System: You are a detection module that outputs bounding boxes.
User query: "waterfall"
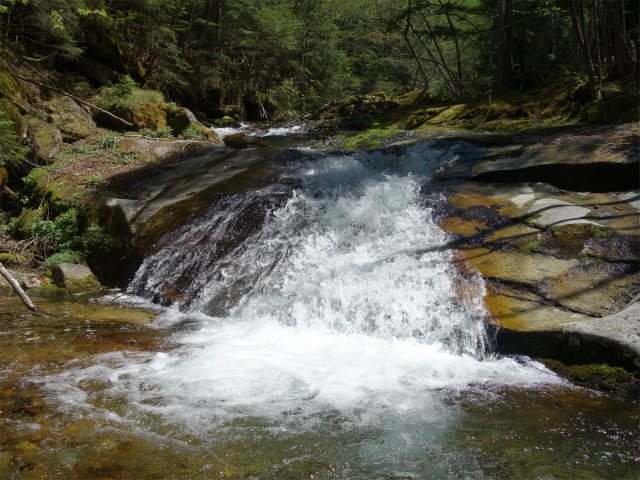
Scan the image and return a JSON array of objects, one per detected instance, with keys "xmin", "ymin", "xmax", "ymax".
[{"xmin": 130, "ymin": 141, "xmax": 488, "ymax": 357}]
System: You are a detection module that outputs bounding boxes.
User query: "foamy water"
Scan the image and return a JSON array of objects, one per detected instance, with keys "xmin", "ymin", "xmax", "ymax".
[{"xmin": 38, "ymin": 141, "xmax": 567, "ymax": 471}]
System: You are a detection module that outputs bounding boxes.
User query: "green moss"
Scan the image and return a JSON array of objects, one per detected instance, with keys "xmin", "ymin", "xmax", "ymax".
[
  {"xmin": 522, "ymin": 214, "xmax": 542, "ymax": 227},
  {"xmin": 540, "ymin": 359, "xmax": 638, "ymax": 393},
  {"xmin": 518, "ymin": 241, "xmax": 540, "ymax": 254},
  {"xmin": 340, "ymin": 128, "xmax": 406, "ymax": 149},
  {"xmin": 0, "ymin": 253, "xmax": 28, "ymax": 265}
]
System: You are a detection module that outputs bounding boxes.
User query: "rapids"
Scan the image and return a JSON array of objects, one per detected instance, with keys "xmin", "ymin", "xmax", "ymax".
[{"xmin": 1, "ymin": 140, "xmax": 637, "ymax": 479}]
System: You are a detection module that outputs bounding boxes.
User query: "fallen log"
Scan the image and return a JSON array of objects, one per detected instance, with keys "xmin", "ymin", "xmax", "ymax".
[
  {"xmin": 12, "ymin": 72, "xmax": 134, "ymax": 128},
  {"xmin": 0, "ymin": 261, "xmax": 37, "ymax": 311}
]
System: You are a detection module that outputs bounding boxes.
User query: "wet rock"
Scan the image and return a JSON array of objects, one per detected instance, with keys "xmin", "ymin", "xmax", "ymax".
[
  {"xmin": 51, "ymin": 263, "xmax": 99, "ymax": 292},
  {"xmin": 223, "ymin": 132, "xmax": 248, "ymax": 149},
  {"xmin": 25, "ymin": 117, "xmax": 62, "ymax": 164},
  {"xmin": 45, "ymin": 97, "xmax": 96, "ymax": 140}
]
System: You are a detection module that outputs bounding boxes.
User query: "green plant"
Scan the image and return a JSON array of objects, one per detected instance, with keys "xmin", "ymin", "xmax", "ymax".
[
  {"xmin": 179, "ymin": 123, "xmax": 206, "ymax": 140},
  {"xmin": 140, "ymin": 127, "xmax": 173, "ymax": 138},
  {"xmin": 0, "ymin": 109, "xmax": 18, "ymax": 165},
  {"xmin": 84, "ymin": 175, "xmax": 105, "ymax": 188},
  {"xmin": 114, "ymin": 75, "xmax": 136, "ymax": 95},
  {"xmin": 166, "ymin": 102, "xmax": 178, "ymax": 113},
  {"xmin": 100, "ymin": 134, "xmax": 118, "ymax": 150},
  {"xmin": 43, "ymin": 250, "xmax": 81, "ymax": 269}
]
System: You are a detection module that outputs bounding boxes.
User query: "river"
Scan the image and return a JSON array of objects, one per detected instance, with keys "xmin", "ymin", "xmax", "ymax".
[{"xmin": 0, "ymin": 131, "xmax": 637, "ymax": 479}]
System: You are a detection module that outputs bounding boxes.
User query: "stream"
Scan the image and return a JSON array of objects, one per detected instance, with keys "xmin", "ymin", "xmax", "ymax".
[{"xmin": 0, "ymin": 130, "xmax": 638, "ymax": 479}]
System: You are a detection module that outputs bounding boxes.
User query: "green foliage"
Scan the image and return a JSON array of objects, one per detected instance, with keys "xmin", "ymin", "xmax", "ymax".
[
  {"xmin": 100, "ymin": 134, "xmax": 118, "ymax": 150},
  {"xmin": 140, "ymin": 126, "xmax": 173, "ymax": 138},
  {"xmin": 0, "ymin": 107, "xmax": 17, "ymax": 165},
  {"xmin": 42, "ymin": 250, "xmax": 80, "ymax": 269},
  {"xmin": 84, "ymin": 175, "xmax": 104, "ymax": 188},
  {"xmin": 113, "ymin": 75, "xmax": 136, "ymax": 95},
  {"xmin": 26, "ymin": 208, "xmax": 105, "ymax": 255},
  {"xmin": 178, "ymin": 124, "xmax": 205, "ymax": 140}
]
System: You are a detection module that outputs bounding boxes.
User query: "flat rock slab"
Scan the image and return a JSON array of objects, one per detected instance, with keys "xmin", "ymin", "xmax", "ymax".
[
  {"xmin": 528, "ymin": 198, "xmax": 601, "ymax": 228},
  {"xmin": 559, "ymin": 300, "xmax": 640, "ymax": 358}
]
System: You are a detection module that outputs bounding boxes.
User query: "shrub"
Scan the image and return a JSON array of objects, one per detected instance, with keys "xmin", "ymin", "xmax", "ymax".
[
  {"xmin": 179, "ymin": 123, "xmax": 206, "ymax": 140},
  {"xmin": 43, "ymin": 250, "xmax": 81, "ymax": 269}
]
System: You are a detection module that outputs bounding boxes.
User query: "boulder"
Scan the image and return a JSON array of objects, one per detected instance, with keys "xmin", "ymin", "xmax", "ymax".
[
  {"xmin": 51, "ymin": 263, "xmax": 100, "ymax": 291},
  {"xmin": 71, "ymin": 56, "xmax": 119, "ymax": 86},
  {"xmin": 0, "ymin": 98, "xmax": 24, "ymax": 135},
  {"xmin": 130, "ymin": 102, "xmax": 168, "ymax": 131},
  {"xmin": 26, "ymin": 117, "xmax": 62, "ymax": 164},
  {"xmin": 45, "ymin": 97, "xmax": 96, "ymax": 140},
  {"xmin": 223, "ymin": 132, "xmax": 248, "ymax": 149}
]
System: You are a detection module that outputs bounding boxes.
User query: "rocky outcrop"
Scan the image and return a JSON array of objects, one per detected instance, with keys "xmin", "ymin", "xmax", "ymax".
[
  {"xmin": 25, "ymin": 117, "xmax": 62, "ymax": 164},
  {"xmin": 431, "ymin": 129, "xmax": 640, "ymax": 371},
  {"xmin": 45, "ymin": 97, "xmax": 96, "ymax": 140}
]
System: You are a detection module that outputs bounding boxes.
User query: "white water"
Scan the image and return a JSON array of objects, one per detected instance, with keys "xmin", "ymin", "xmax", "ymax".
[
  {"xmin": 211, "ymin": 122, "xmax": 305, "ymax": 139},
  {"xmin": 40, "ymin": 141, "xmax": 565, "ymax": 471}
]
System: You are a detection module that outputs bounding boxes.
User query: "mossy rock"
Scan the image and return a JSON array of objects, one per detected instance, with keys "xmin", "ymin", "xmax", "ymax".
[
  {"xmin": 540, "ymin": 359, "xmax": 638, "ymax": 393},
  {"xmin": 131, "ymin": 102, "xmax": 168, "ymax": 131},
  {"xmin": 166, "ymin": 106, "xmax": 195, "ymax": 135},
  {"xmin": 94, "ymin": 88, "xmax": 164, "ymax": 129},
  {"xmin": 0, "ymin": 58, "xmax": 27, "ymax": 112},
  {"xmin": 25, "ymin": 117, "xmax": 62, "ymax": 164},
  {"xmin": 0, "ymin": 253, "xmax": 28, "ymax": 265},
  {"xmin": 45, "ymin": 97, "xmax": 96, "ymax": 139},
  {"xmin": 579, "ymin": 91, "xmax": 640, "ymax": 124},
  {"xmin": 223, "ymin": 132, "xmax": 248, "ymax": 149},
  {"xmin": 0, "ymin": 98, "xmax": 24, "ymax": 135},
  {"xmin": 51, "ymin": 263, "xmax": 100, "ymax": 293},
  {"xmin": 392, "ymin": 88, "xmax": 430, "ymax": 105}
]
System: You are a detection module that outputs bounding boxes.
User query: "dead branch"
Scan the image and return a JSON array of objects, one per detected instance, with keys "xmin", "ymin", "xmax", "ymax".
[
  {"xmin": 0, "ymin": 261, "xmax": 37, "ymax": 311},
  {"xmin": 12, "ymin": 72, "xmax": 134, "ymax": 128}
]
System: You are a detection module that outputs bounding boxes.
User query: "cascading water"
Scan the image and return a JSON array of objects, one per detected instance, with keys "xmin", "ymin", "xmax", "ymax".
[{"xmin": 31, "ymin": 141, "xmax": 637, "ymax": 478}]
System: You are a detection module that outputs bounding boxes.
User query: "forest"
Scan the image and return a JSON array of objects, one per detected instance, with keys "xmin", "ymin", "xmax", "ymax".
[{"xmin": 0, "ymin": 0, "xmax": 638, "ymax": 119}]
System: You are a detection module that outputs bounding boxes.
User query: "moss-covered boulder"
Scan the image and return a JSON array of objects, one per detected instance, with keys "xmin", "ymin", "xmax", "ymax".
[
  {"xmin": 0, "ymin": 98, "xmax": 24, "ymax": 136},
  {"xmin": 0, "ymin": 58, "xmax": 27, "ymax": 113},
  {"xmin": 0, "ymin": 253, "xmax": 28, "ymax": 266},
  {"xmin": 223, "ymin": 132, "xmax": 248, "ymax": 149},
  {"xmin": 26, "ymin": 117, "xmax": 62, "ymax": 164},
  {"xmin": 45, "ymin": 97, "xmax": 96, "ymax": 140},
  {"xmin": 51, "ymin": 263, "xmax": 100, "ymax": 293},
  {"xmin": 131, "ymin": 102, "xmax": 168, "ymax": 131}
]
